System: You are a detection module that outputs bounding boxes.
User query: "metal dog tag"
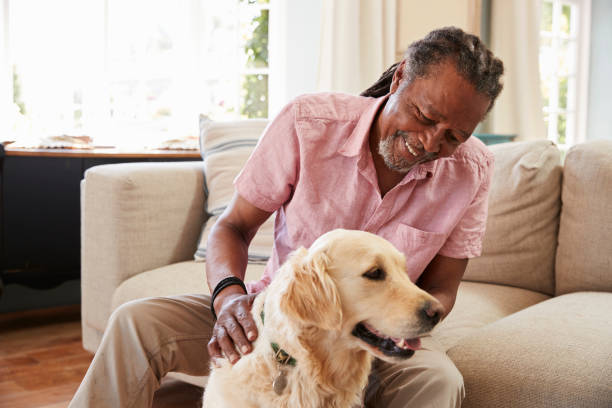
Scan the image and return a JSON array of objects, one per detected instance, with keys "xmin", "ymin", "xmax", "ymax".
[{"xmin": 273, "ymin": 370, "xmax": 288, "ymax": 395}]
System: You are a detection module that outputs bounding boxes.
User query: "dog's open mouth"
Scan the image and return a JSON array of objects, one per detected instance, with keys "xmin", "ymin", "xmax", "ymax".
[{"xmin": 352, "ymin": 322, "xmax": 421, "ymax": 359}]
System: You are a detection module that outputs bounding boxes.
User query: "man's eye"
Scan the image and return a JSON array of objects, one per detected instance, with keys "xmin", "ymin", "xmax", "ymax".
[
  {"xmin": 415, "ymin": 107, "xmax": 435, "ymax": 125},
  {"xmin": 445, "ymin": 130, "xmax": 460, "ymax": 144}
]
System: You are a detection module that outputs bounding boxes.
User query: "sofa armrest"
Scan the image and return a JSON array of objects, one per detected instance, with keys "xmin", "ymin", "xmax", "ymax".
[{"xmin": 81, "ymin": 161, "xmax": 206, "ymax": 343}]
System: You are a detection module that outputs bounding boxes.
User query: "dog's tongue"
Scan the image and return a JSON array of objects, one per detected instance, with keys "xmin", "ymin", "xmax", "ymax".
[{"xmin": 405, "ymin": 338, "xmax": 421, "ymax": 350}]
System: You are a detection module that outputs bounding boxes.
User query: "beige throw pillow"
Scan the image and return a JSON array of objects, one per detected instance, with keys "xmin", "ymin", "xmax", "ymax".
[
  {"xmin": 555, "ymin": 140, "xmax": 612, "ymax": 294},
  {"xmin": 194, "ymin": 117, "xmax": 274, "ymax": 264},
  {"xmin": 463, "ymin": 140, "xmax": 562, "ymax": 295}
]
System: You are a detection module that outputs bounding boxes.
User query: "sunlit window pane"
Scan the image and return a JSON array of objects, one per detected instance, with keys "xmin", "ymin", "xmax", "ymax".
[
  {"xmin": 538, "ymin": 0, "xmax": 583, "ymax": 146},
  {"xmin": 539, "ymin": 37, "xmax": 554, "ymax": 76},
  {"xmin": 541, "ymin": 1, "xmax": 553, "ymax": 32},
  {"xmin": 561, "ymin": 5, "xmax": 572, "ymax": 35},
  {"xmin": 558, "ymin": 76, "xmax": 568, "ymax": 109},
  {"xmin": 557, "ymin": 114, "xmax": 566, "ymax": 144},
  {"xmin": 243, "ymin": 9, "xmax": 269, "ymax": 69},
  {"xmin": 241, "ymin": 74, "xmax": 268, "ymax": 118},
  {"xmin": 9, "ymin": 0, "xmax": 104, "ymax": 136},
  {"xmin": 4, "ymin": 0, "xmax": 270, "ymax": 146},
  {"xmin": 558, "ymin": 39, "xmax": 576, "ymax": 76}
]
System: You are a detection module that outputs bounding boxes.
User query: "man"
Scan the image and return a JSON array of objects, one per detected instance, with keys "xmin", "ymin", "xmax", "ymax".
[{"xmin": 70, "ymin": 27, "xmax": 503, "ymax": 407}]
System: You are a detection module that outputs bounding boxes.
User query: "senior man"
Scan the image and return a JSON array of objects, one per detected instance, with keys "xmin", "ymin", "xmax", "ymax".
[{"xmin": 70, "ymin": 26, "xmax": 503, "ymax": 408}]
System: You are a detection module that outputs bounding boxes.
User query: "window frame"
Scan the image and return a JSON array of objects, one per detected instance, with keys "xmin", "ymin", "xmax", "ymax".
[{"xmin": 539, "ymin": 0, "xmax": 591, "ymax": 148}]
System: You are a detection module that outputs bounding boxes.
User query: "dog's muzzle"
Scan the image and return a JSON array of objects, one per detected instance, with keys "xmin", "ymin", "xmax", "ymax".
[{"xmin": 351, "ymin": 322, "xmax": 421, "ymax": 359}]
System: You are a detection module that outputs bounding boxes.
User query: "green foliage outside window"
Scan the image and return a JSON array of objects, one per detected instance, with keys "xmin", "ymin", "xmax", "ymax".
[
  {"xmin": 542, "ymin": 3, "xmax": 552, "ymax": 31},
  {"xmin": 242, "ymin": 74, "xmax": 268, "ymax": 119},
  {"xmin": 13, "ymin": 65, "xmax": 26, "ymax": 114},
  {"xmin": 245, "ymin": 9, "xmax": 268, "ymax": 69},
  {"xmin": 557, "ymin": 114, "xmax": 566, "ymax": 144},
  {"xmin": 240, "ymin": 4, "xmax": 268, "ymax": 118},
  {"xmin": 558, "ymin": 77, "xmax": 568, "ymax": 109}
]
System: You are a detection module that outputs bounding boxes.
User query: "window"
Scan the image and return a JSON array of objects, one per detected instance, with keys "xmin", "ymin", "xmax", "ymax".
[
  {"xmin": 539, "ymin": 0, "xmax": 591, "ymax": 148},
  {"xmin": 4, "ymin": 0, "xmax": 270, "ymax": 148},
  {"xmin": 240, "ymin": 0, "xmax": 270, "ymax": 119}
]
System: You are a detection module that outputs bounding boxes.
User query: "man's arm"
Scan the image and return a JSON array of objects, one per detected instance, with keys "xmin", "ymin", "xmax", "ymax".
[
  {"xmin": 206, "ymin": 192, "xmax": 272, "ymax": 364},
  {"xmin": 416, "ymin": 254, "xmax": 468, "ymax": 320},
  {"xmin": 206, "ymin": 192, "xmax": 272, "ymax": 308}
]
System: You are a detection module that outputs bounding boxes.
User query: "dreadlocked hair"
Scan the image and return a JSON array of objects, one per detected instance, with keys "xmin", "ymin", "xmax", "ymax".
[{"xmin": 361, "ymin": 26, "xmax": 504, "ymax": 111}]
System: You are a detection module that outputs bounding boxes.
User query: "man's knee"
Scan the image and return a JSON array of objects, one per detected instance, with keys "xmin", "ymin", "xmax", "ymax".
[
  {"xmin": 427, "ymin": 357, "xmax": 465, "ymax": 400},
  {"xmin": 370, "ymin": 354, "xmax": 465, "ymax": 407},
  {"xmin": 106, "ymin": 297, "xmax": 168, "ymax": 343}
]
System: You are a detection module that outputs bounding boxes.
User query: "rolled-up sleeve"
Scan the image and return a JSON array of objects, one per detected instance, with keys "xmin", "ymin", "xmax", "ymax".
[
  {"xmin": 439, "ymin": 154, "xmax": 495, "ymax": 259},
  {"xmin": 234, "ymin": 101, "xmax": 300, "ymax": 213}
]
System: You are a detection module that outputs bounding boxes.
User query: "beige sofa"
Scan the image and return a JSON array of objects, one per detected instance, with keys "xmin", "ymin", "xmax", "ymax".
[{"xmin": 80, "ymin": 136, "xmax": 612, "ymax": 407}]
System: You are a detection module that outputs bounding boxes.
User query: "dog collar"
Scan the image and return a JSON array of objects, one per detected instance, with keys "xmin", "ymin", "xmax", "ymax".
[{"xmin": 260, "ymin": 309, "xmax": 297, "ymax": 367}]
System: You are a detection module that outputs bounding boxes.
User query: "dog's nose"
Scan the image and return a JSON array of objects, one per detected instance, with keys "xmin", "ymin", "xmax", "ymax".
[{"xmin": 419, "ymin": 300, "xmax": 444, "ymax": 327}]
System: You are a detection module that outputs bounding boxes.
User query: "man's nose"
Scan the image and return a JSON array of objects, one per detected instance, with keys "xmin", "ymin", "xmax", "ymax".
[{"xmin": 420, "ymin": 127, "xmax": 444, "ymax": 153}]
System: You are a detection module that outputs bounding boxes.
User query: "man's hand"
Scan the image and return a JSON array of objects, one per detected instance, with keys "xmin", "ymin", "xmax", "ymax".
[
  {"xmin": 205, "ymin": 193, "xmax": 273, "ymax": 366},
  {"xmin": 417, "ymin": 254, "xmax": 468, "ymax": 320},
  {"xmin": 207, "ymin": 291, "xmax": 258, "ymax": 366}
]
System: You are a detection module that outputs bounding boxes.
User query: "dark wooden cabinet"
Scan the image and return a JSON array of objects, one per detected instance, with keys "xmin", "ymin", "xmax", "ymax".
[{"xmin": 0, "ymin": 145, "xmax": 201, "ymax": 291}]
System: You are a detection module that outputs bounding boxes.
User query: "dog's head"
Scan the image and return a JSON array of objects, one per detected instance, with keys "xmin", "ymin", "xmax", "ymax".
[{"xmin": 279, "ymin": 229, "xmax": 443, "ymax": 363}]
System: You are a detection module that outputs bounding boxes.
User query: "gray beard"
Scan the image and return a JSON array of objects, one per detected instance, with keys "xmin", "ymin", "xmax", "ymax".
[{"xmin": 378, "ymin": 130, "xmax": 438, "ymax": 173}]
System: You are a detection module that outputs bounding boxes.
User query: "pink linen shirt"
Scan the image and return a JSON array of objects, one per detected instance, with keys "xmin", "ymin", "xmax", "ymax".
[{"xmin": 234, "ymin": 93, "xmax": 494, "ymax": 294}]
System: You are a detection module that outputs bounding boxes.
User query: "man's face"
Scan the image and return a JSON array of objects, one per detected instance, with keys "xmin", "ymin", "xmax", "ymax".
[{"xmin": 375, "ymin": 60, "xmax": 491, "ymax": 173}]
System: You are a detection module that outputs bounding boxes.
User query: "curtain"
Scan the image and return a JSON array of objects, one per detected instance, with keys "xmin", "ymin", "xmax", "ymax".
[
  {"xmin": 317, "ymin": 0, "xmax": 396, "ymax": 95},
  {"xmin": 482, "ymin": 0, "xmax": 547, "ymax": 141}
]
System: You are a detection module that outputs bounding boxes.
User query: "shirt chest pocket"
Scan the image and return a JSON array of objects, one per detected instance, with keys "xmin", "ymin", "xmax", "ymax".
[{"xmin": 384, "ymin": 224, "xmax": 447, "ymax": 281}]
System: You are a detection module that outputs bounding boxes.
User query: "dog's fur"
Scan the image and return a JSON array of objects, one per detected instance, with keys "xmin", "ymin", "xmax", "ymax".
[{"xmin": 203, "ymin": 229, "xmax": 442, "ymax": 408}]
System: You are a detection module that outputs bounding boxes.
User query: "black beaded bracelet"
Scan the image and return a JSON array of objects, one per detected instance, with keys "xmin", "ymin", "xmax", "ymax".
[{"xmin": 210, "ymin": 276, "xmax": 247, "ymax": 320}]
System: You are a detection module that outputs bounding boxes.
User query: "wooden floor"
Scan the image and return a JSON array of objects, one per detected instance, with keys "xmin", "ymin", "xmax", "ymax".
[{"xmin": 0, "ymin": 304, "xmax": 203, "ymax": 408}]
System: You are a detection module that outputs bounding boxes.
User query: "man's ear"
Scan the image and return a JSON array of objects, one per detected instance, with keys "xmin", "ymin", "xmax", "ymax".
[
  {"xmin": 280, "ymin": 249, "xmax": 342, "ymax": 331},
  {"xmin": 390, "ymin": 59, "xmax": 407, "ymax": 94}
]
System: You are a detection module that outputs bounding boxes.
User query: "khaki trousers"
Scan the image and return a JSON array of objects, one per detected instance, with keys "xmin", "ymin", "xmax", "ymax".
[{"xmin": 70, "ymin": 295, "xmax": 464, "ymax": 408}]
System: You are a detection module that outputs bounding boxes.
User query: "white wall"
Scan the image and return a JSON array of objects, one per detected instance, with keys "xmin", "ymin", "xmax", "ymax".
[
  {"xmin": 396, "ymin": 0, "xmax": 479, "ymax": 59},
  {"xmin": 586, "ymin": 0, "xmax": 612, "ymax": 140}
]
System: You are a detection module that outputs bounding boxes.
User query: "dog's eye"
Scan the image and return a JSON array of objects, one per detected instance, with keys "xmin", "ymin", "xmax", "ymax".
[{"xmin": 363, "ymin": 268, "xmax": 386, "ymax": 281}]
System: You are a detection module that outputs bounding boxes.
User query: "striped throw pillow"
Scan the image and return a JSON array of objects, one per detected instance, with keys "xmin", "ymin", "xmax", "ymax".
[{"xmin": 194, "ymin": 116, "xmax": 274, "ymax": 264}]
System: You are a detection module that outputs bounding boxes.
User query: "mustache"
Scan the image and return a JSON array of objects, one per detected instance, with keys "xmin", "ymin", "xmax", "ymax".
[{"xmin": 393, "ymin": 130, "xmax": 439, "ymax": 162}]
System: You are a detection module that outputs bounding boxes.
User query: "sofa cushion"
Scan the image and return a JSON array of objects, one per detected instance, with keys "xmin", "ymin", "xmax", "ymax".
[
  {"xmin": 556, "ymin": 140, "xmax": 612, "ymax": 295},
  {"xmin": 433, "ymin": 281, "xmax": 550, "ymax": 350},
  {"xmin": 194, "ymin": 117, "xmax": 273, "ymax": 264},
  {"xmin": 111, "ymin": 261, "xmax": 267, "ymax": 310},
  {"xmin": 447, "ymin": 292, "xmax": 612, "ymax": 408},
  {"xmin": 463, "ymin": 140, "xmax": 562, "ymax": 295}
]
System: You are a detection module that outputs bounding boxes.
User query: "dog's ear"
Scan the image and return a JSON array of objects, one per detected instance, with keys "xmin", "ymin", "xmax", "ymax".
[{"xmin": 280, "ymin": 248, "xmax": 342, "ymax": 330}]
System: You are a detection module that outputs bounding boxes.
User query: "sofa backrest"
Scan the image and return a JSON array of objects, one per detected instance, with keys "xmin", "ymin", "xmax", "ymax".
[
  {"xmin": 555, "ymin": 140, "xmax": 612, "ymax": 295},
  {"xmin": 463, "ymin": 140, "xmax": 562, "ymax": 295}
]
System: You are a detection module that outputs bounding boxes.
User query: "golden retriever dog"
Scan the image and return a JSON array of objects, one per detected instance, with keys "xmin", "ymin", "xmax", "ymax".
[{"xmin": 203, "ymin": 229, "xmax": 443, "ymax": 408}]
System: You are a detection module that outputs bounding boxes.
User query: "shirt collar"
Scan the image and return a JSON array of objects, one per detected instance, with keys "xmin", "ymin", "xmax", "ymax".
[{"xmin": 338, "ymin": 95, "xmax": 388, "ymax": 158}]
